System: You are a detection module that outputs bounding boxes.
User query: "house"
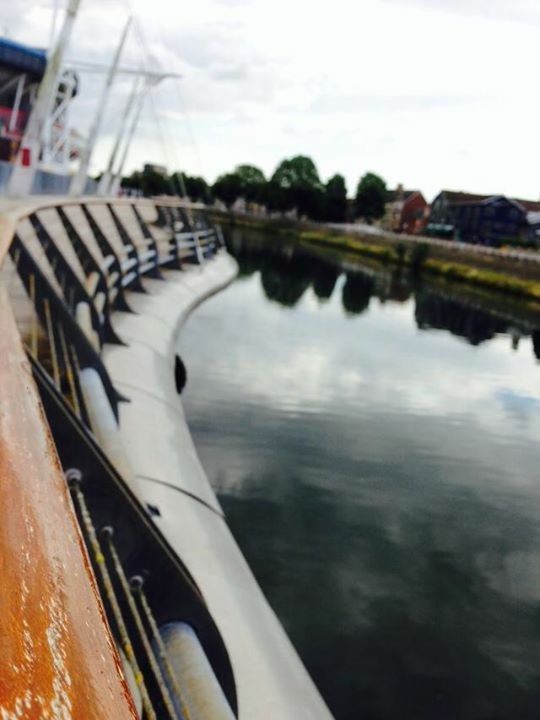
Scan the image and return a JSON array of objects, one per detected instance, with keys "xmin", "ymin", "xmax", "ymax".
[
  {"xmin": 513, "ymin": 198, "xmax": 540, "ymax": 246},
  {"xmin": 383, "ymin": 185, "xmax": 428, "ymax": 234},
  {"xmin": 427, "ymin": 190, "xmax": 532, "ymax": 246}
]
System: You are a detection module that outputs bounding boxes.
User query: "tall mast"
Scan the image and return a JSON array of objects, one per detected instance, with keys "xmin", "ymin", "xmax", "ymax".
[
  {"xmin": 7, "ymin": 0, "xmax": 83, "ymax": 197},
  {"xmin": 70, "ymin": 16, "xmax": 132, "ymax": 196},
  {"xmin": 110, "ymin": 77, "xmax": 150, "ymax": 196},
  {"xmin": 50, "ymin": 0, "xmax": 60, "ymax": 48},
  {"xmin": 97, "ymin": 74, "xmax": 141, "ymax": 196}
]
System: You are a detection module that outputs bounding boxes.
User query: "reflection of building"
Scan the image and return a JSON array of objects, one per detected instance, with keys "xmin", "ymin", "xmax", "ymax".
[
  {"xmin": 383, "ymin": 185, "xmax": 428, "ymax": 234},
  {"xmin": 415, "ymin": 290, "xmax": 508, "ymax": 345},
  {"xmin": 427, "ymin": 190, "xmax": 540, "ymax": 246}
]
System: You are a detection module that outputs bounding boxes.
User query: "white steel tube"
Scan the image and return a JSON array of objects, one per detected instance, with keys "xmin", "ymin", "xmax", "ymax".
[
  {"xmin": 98, "ymin": 74, "xmax": 141, "ymax": 196},
  {"xmin": 71, "ymin": 16, "xmax": 132, "ymax": 196},
  {"xmin": 50, "ymin": 0, "xmax": 60, "ymax": 48},
  {"xmin": 110, "ymin": 78, "xmax": 149, "ymax": 196},
  {"xmin": 8, "ymin": 74, "xmax": 25, "ymax": 133}
]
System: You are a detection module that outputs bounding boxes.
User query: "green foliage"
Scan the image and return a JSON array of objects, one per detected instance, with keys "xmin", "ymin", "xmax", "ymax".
[
  {"xmin": 217, "ymin": 212, "xmax": 540, "ymax": 303},
  {"xmin": 299, "ymin": 230, "xmax": 396, "ymax": 262},
  {"xmin": 271, "ymin": 155, "xmax": 325, "ymax": 219},
  {"xmin": 234, "ymin": 164, "xmax": 266, "ymax": 204},
  {"xmin": 138, "ymin": 166, "xmax": 172, "ymax": 196},
  {"xmin": 121, "ymin": 170, "xmax": 142, "ymax": 192},
  {"xmin": 212, "ymin": 172, "xmax": 244, "ymax": 208},
  {"xmin": 182, "ymin": 174, "xmax": 212, "ymax": 203},
  {"xmin": 122, "ymin": 167, "xmax": 171, "ymax": 196},
  {"xmin": 266, "ymin": 180, "xmax": 295, "ymax": 213},
  {"xmin": 355, "ymin": 172, "xmax": 387, "ymax": 222},
  {"xmin": 410, "ymin": 243, "xmax": 430, "ymax": 274},
  {"xmin": 324, "ymin": 174, "xmax": 348, "ymax": 223},
  {"xmin": 424, "ymin": 259, "xmax": 540, "ymax": 299},
  {"xmin": 271, "ymin": 155, "xmax": 322, "ymax": 189}
]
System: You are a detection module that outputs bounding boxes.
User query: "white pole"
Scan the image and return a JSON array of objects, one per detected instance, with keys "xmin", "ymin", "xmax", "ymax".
[
  {"xmin": 50, "ymin": 0, "xmax": 60, "ymax": 49},
  {"xmin": 8, "ymin": 74, "xmax": 26, "ymax": 133},
  {"xmin": 110, "ymin": 78, "xmax": 149, "ymax": 196},
  {"xmin": 7, "ymin": 0, "xmax": 82, "ymax": 197},
  {"xmin": 70, "ymin": 16, "xmax": 132, "ymax": 196},
  {"xmin": 98, "ymin": 74, "xmax": 140, "ymax": 196}
]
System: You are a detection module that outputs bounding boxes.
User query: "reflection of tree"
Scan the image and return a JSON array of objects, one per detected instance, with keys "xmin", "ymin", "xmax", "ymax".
[
  {"xmin": 342, "ymin": 272, "xmax": 374, "ymax": 315},
  {"xmin": 260, "ymin": 254, "xmax": 314, "ymax": 307},
  {"xmin": 226, "ymin": 228, "xmax": 343, "ymax": 307},
  {"xmin": 415, "ymin": 291, "xmax": 507, "ymax": 345},
  {"xmin": 312, "ymin": 263, "xmax": 339, "ymax": 302},
  {"xmin": 532, "ymin": 331, "xmax": 540, "ymax": 360},
  {"xmin": 388, "ymin": 273, "xmax": 412, "ymax": 303},
  {"xmin": 227, "ymin": 231, "xmax": 266, "ymax": 277}
]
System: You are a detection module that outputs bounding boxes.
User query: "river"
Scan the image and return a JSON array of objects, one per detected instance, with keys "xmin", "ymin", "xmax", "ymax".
[{"xmin": 178, "ymin": 227, "xmax": 540, "ymax": 720}]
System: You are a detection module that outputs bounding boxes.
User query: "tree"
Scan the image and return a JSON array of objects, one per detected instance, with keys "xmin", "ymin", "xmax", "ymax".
[
  {"xmin": 270, "ymin": 155, "xmax": 324, "ymax": 219},
  {"xmin": 212, "ymin": 172, "xmax": 243, "ymax": 208},
  {"xmin": 272, "ymin": 155, "xmax": 321, "ymax": 189},
  {"xmin": 181, "ymin": 174, "xmax": 212, "ymax": 203},
  {"xmin": 324, "ymin": 174, "xmax": 348, "ymax": 222},
  {"xmin": 234, "ymin": 164, "xmax": 266, "ymax": 204},
  {"xmin": 121, "ymin": 170, "xmax": 143, "ymax": 192},
  {"xmin": 140, "ymin": 166, "xmax": 171, "ymax": 196},
  {"xmin": 355, "ymin": 172, "xmax": 387, "ymax": 222}
]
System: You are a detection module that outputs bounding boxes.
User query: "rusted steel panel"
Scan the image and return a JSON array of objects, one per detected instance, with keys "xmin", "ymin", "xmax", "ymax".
[{"xmin": 0, "ymin": 288, "xmax": 138, "ymax": 720}]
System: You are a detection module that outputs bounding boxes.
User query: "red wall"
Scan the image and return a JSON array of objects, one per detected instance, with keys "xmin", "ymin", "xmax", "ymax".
[{"xmin": 401, "ymin": 194, "xmax": 428, "ymax": 234}]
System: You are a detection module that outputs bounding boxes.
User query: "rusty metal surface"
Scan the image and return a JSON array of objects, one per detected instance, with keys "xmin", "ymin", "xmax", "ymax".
[{"xmin": 0, "ymin": 287, "xmax": 137, "ymax": 720}]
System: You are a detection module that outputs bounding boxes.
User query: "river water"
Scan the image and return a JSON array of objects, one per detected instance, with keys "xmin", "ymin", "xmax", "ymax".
[{"xmin": 179, "ymin": 228, "xmax": 540, "ymax": 720}]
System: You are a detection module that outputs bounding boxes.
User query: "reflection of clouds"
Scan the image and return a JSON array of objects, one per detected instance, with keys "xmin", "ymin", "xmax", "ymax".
[
  {"xmin": 181, "ymin": 272, "xmax": 540, "ymax": 503},
  {"xmin": 182, "ymin": 274, "xmax": 540, "ymax": 445},
  {"xmin": 496, "ymin": 388, "xmax": 540, "ymax": 424},
  {"xmin": 180, "ymin": 270, "xmax": 540, "ymax": 717}
]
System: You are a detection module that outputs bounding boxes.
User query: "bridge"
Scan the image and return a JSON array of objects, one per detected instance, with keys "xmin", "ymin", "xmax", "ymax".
[{"xmin": 0, "ymin": 196, "xmax": 333, "ymax": 720}]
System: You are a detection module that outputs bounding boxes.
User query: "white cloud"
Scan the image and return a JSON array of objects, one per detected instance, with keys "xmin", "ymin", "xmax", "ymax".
[{"xmin": 3, "ymin": 0, "xmax": 540, "ymax": 200}]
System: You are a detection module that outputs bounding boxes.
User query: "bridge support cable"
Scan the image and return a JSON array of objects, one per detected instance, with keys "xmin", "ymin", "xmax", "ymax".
[
  {"xmin": 103, "ymin": 530, "xmax": 181, "ymax": 720},
  {"xmin": 131, "ymin": 576, "xmax": 192, "ymax": 720},
  {"xmin": 68, "ymin": 472, "xmax": 158, "ymax": 720},
  {"xmin": 29, "ymin": 273, "xmax": 39, "ymax": 358}
]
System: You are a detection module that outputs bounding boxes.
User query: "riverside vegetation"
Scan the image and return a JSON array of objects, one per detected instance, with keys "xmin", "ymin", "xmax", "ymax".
[
  {"xmin": 214, "ymin": 213, "xmax": 540, "ymax": 303},
  {"xmin": 121, "ymin": 158, "xmax": 540, "ymax": 300}
]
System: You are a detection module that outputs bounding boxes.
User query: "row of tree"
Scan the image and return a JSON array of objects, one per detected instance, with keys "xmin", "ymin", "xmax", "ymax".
[{"xmin": 121, "ymin": 156, "xmax": 388, "ymax": 223}]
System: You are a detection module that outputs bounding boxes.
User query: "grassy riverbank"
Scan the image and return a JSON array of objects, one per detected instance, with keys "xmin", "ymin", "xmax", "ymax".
[
  {"xmin": 299, "ymin": 229, "xmax": 540, "ymax": 301},
  {"xmin": 212, "ymin": 212, "xmax": 540, "ymax": 303}
]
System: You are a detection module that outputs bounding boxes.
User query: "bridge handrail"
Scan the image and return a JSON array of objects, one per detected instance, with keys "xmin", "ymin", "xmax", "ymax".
[
  {"xmin": 0, "ymin": 280, "xmax": 137, "ymax": 718},
  {"xmin": 0, "ymin": 194, "xmax": 213, "ymax": 718}
]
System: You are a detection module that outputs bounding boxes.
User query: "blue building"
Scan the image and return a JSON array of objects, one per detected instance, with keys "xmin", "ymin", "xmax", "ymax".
[{"xmin": 427, "ymin": 190, "xmax": 540, "ymax": 247}]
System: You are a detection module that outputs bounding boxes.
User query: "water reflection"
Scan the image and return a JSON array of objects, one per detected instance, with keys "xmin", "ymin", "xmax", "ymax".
[
  {"xmin": 342, "ymin": 272, "xmax": 377, "ymax": 315},
  {"xmin": 181, "ymin": 227, "xmax": 540, "ymax": 720},
  {"xmin": 415, "ymin": 291, "xmax": 508, "ymax": 346},
  {"xmin": 227, "ymin": 227, "xmax": 540, "ymax": 358},
  {"xmin": 312, "ymin": 261, "xmax": 339, "ymax": 302}
]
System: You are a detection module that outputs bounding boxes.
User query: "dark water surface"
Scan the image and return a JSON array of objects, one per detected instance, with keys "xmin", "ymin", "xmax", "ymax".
[{"xmin": 179, "ymin": 229, "xmax": 540, "ymax": 720}]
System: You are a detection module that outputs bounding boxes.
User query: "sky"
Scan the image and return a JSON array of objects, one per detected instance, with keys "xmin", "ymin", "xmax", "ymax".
[{"xmin": 3, "ymin": 0, "xmax": 540, "ymax": 201}]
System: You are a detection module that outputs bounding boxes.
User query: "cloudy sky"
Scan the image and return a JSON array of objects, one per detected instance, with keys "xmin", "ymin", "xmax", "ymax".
[{"xmin": 4, "ymin": 0, "xmax": 540, "ymax": 200}]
